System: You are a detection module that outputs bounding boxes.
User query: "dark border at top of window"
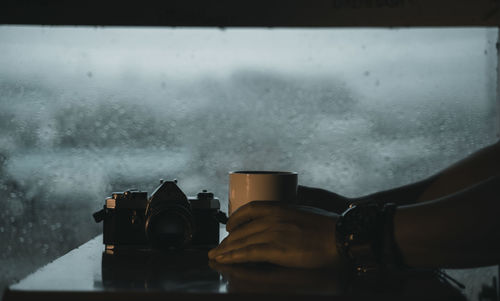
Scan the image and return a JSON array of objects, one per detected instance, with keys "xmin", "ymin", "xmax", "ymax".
[{"xmin": 1, "ymin": 0, "xmax": 500, "ymax": 27}]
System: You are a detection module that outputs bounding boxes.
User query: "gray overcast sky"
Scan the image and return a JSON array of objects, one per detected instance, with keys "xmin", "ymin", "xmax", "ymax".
[{"xmin": 0, "ymin": 26, "xmax": 496, "ymax": 105}]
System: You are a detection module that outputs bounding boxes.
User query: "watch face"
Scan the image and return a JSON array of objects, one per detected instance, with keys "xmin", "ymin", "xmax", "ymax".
[
  {"xmin": 337, "ymin": 204, "xmax": 380, "ymax": 244},
  {"xmin": 336, "ymin": 203, "xmax": 387, "ymax": 271}
]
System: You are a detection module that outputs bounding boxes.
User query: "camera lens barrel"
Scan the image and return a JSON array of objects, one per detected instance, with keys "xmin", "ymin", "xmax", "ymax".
[
  {"xmin": 145, "ymin": 181, "xmax": 195, "ymax": 249},
  {"xmin": 145, "ymin": 203, "xmax": 194, "ymax": 249}
]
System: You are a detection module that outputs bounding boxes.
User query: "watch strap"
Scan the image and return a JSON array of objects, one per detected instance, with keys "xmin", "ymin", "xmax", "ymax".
[
  {"xmin": 381, "ymin": 203, "xmax": 406, "ymax": 269},
  {"xmin": 336, "ymin": 202, "xmax": 406, "ymax": 273}
]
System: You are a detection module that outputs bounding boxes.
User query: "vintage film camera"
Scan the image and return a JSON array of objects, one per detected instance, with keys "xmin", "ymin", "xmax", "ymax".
[{"xmin": 93, "ymin": 180, "xmax": 227, "ymax": 250}]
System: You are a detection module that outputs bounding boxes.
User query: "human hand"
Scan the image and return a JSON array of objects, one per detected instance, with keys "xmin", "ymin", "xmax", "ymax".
[
  {"xmin": 208, "ymin": 201, "xmax": 342, "ymax": 268},
  {"xmin": 298, "ymin": 185, "xmax": 351, "ymax": 214}
]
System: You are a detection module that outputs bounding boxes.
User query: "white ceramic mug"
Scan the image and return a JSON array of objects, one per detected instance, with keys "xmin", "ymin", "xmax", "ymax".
[{"xmin": 228, "ymin": 171, "xmax": 298, "ymax": 215}]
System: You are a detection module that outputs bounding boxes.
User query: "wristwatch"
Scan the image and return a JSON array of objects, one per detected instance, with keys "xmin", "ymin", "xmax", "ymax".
[{"xmin": 336, "ymin": 202, "xmax": 404, "ymax": 273}]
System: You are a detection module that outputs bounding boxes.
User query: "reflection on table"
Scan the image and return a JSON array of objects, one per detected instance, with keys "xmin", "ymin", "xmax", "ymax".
[
  {"xmin": 99, "ymin": 242, "xmax": 466, "ymax": 300},
  {"xmin": 4, "ymin": 235, "xmax": 466, "ymax": 301}
]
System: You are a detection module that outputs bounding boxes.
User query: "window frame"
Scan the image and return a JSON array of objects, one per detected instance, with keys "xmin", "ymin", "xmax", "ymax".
[{"xmin": 0, "ymin": 0, "xmax": 499, "ymax": 27}]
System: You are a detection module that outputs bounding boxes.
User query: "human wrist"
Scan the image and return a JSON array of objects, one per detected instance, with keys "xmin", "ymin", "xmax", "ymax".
[{"xmin": 335, "ymin": 202, "xmax": 406, "ymax": 273}]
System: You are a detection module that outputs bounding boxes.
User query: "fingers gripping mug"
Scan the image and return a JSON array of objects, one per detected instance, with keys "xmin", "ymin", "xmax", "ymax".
[{"xmin": 228, "ymin": 171, "xmax": 298, "ymax": 215}]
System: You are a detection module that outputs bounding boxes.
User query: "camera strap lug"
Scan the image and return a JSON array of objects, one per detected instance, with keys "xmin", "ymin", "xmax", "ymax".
[
  {"xmin": 93, "ymin": 207, "xmax": 107, "ymax": 223},
  {"xmin": 214, "ymin": 211, "xmax": 228, "ymax": 224}
]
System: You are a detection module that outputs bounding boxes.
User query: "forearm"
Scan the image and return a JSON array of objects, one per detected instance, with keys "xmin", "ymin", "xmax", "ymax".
[
  {"xmin": 357, "ymin": 140, "xmax": 500, "ymax": 206},
  {"xmin": 353, "ymin": 175, "xmax": 437, "ymax": 207},
  {"xmin": 394, "ymin": 175, "xmax": 500, "ymax": 268},
  {"xmin": 298, "ymin": 178, "xmax": 437, "ymax": 213},
  {"xmin": 417, "ymin": 140, "xmax": 500, "ymax": 202},
  {"xmin": 300, "ymin": 141, "xmax": 499, "ymax": 212}
]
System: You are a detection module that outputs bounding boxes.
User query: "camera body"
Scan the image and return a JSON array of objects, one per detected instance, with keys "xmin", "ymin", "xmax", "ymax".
[{"xmin": 93, "ymin": 180, "xmax": 224, "ymax": 250}]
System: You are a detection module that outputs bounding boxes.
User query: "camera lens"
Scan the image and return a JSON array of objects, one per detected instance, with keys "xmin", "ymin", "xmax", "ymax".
[
  {"xmin": 144, "ymin": 180, "xmax": 195, "ymax": 249},
  {"xmin": 145, "ymin": 203, "xmax": 194, "ymax": 249}
]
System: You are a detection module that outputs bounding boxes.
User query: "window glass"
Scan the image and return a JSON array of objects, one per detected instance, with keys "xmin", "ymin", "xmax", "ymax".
[{"xmin": 0, "ymin": 26, "xmax": 497, "ymax": 290}]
